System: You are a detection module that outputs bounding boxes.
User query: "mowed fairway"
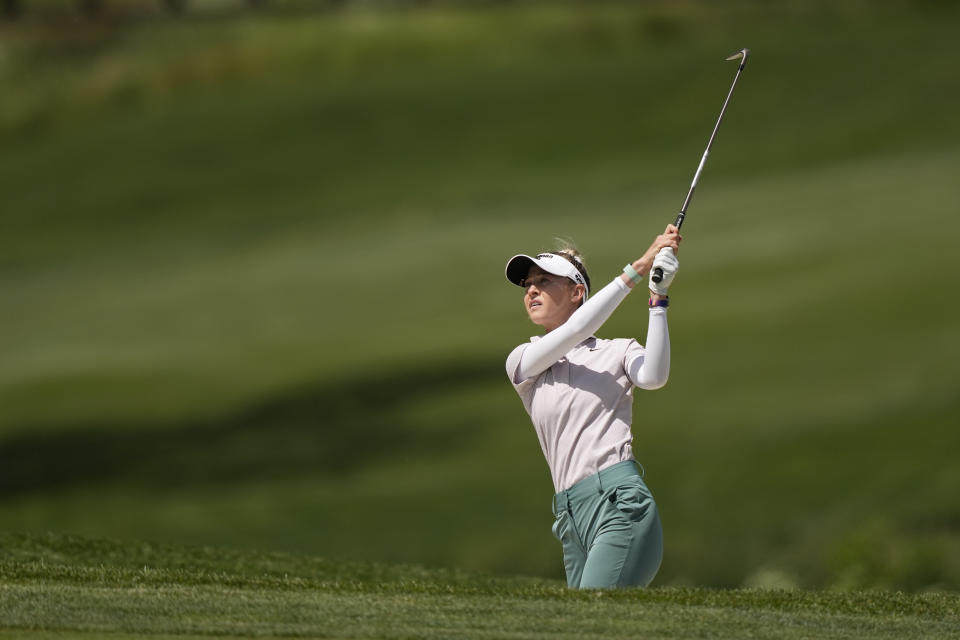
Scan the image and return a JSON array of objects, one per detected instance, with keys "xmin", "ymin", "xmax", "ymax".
[
  {"xmin": 2, "ymin": 534, "xmax": 959, "ymax": 639},
  {"xmin": 1, "ymin": 0, "xmax": 959, "ymax": 604}
]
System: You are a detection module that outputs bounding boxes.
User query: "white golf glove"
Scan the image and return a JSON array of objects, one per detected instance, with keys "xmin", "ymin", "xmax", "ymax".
[{"xmin": 648, "ymin": 247, "xmax": 679, "ymax": 296}]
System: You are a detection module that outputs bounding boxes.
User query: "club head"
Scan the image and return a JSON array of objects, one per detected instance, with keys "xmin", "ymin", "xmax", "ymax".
[{"xmin": 725, "ymin": 48, "xmax": 750, "ymax": 69}]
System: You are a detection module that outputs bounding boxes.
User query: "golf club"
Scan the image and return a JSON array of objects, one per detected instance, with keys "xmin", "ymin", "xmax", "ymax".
[{"xmin": 651, "ymin": 47, "xmax": 750, "ymax": 283}]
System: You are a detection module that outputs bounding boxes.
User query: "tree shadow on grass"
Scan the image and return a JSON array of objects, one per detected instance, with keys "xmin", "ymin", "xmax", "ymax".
[{"xmin": 0, "ymin": 359, "xmax": 504, "ymax": 496}]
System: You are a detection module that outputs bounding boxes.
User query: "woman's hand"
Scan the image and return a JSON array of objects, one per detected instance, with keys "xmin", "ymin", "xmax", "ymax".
[
  {"xmin": 648, "ymin": 247, "xmax": 679, "ymax": 296},
  {"xmin": 641, "ymin": 224, "xmax": 681, "ymax": 270},
  {"xmin": 620, "ymin": 225, "xmax": 682, "ymax": 290},
  {"xmin": 645, "ymin": 224, "xmax": 681, "ymax": 296}
]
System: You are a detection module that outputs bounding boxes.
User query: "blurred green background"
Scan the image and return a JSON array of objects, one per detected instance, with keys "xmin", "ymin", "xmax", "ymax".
[{"xmin": 1, "ymin": 0, "xmax": 958, "ymax": 591}]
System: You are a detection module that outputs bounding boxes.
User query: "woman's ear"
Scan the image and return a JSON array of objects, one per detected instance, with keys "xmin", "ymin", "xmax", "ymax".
[{"xmin": 571, "ymin": 284, "xmax": 585, "ymax": 306}]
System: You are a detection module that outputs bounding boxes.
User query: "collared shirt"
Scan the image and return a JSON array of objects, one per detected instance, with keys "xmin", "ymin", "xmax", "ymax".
[{"xmin": 506, "ymin": 335, "xmax": 648, "ymax": 493}]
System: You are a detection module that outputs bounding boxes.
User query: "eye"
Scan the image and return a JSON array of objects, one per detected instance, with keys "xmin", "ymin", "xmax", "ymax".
[{"xmin": 522, "ymin": 276, "xmax": 555, "ymax": 290}]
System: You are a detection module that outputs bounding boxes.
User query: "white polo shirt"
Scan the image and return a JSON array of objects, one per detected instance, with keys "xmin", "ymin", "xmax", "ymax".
[{"xmin": 507, "ymin": 335, "xmax": 650, "ymax": 493}]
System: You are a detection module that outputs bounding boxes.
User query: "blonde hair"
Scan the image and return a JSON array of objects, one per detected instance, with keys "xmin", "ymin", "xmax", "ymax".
[{"xmin": 552, "ymin": 238, "xmax": 591, "ymax": 295}]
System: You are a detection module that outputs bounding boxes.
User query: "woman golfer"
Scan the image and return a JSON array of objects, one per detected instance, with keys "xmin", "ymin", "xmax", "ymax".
[{"xmin": 504, "ymin": 225, "xmax": 681, "ymax": 589}]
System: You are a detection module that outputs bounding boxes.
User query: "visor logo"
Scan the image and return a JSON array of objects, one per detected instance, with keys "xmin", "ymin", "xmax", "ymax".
[{"xmin": 534, "ymin": 253, "xmax": 585, "ymax": 287}]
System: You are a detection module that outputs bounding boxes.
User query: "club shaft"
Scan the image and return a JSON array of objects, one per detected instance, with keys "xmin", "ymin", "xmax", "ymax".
[
  {"xmin": 652, "ymin": 48, "xmax": 748, "ymax": 283},
  {"xmin": 675, "ymin": 57, "xmax": 746, "ymax": 229}
]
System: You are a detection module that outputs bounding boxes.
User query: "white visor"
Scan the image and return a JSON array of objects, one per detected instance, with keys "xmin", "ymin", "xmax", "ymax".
[{"xmin": 505, "ymin": 252, "xmax": 589, "ymax": 301}]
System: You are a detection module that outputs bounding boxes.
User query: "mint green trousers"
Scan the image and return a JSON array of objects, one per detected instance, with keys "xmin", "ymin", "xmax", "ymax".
[{"xmin": 551, "ymin": 460, "xmax": 663, "ymax": 589}]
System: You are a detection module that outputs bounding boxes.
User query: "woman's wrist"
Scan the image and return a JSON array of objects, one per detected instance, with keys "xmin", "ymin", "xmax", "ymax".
[
  {"xmin": 622, "ymin": 258, "xmax": 653, "ymax": 289},
  {"xmin": 634, "ymin": 257, "xmax": 653, "ymax": 277},
  {"xmin": 621, "ymin": 263, "xmax": 642, "ymax": 288}
]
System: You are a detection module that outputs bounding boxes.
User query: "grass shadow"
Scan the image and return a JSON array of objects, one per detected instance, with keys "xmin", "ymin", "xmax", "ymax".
[{"xmin": 0, "ymin": 359, "xmax": 503, "ymax": 495}]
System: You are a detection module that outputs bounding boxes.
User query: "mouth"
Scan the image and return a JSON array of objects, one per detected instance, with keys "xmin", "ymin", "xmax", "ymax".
[{"xmin": 528, "ymin": 299, "xmax": 542, "ymax": 311}]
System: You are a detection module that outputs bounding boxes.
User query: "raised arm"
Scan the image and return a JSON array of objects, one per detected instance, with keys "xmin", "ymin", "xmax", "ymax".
[
  {"xmin": 627, "ymin": 307, "xmax": 670, "ymax": 390},
  {"xmin": 515, "ymin": 224, "xmax": 682, "ymax": 382},
  {"xmin": 515, "ymin": 277, "xmax": 632, "ymax": 381}
]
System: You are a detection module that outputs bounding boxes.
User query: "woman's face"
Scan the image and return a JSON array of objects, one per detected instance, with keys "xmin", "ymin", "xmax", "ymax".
[{"xmin": 522, "ymin": 266, "xmax": 583, "ymax": 332}]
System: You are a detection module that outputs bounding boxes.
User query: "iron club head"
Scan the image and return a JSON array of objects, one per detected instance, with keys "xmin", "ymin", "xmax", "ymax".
[{"xmin": 725, "ymin": 48, "xmax": 750, "ymax": 69}]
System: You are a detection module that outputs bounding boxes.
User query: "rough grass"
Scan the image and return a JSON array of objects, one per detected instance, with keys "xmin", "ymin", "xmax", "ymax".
[{"xmin": 2, "ymin": 534, "xmax": 958, "ymax": 639}]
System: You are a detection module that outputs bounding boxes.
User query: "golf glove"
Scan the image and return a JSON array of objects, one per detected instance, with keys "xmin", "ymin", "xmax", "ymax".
[{"xmin": 648, "ymin": 247, "xmax": 679, "ymax": 296}]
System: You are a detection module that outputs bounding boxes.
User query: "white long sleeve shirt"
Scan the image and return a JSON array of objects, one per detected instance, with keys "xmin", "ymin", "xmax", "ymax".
[{"xmin": 505, "ymin": 277, "xmax": 670, "ymax": 492}]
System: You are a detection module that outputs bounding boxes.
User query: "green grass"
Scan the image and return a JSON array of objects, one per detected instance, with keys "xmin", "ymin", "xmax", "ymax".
[
  {"xmin": 2, "ymin": 534, "xmax": 959, "ymax": 639},
  {"xmin": 1, "ymin": 0, "xmax": 959, "ymax": 594}
]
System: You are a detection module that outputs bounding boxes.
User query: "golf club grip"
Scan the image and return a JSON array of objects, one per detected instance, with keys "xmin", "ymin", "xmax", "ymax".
[{"xmin": 651, "ymin": 212, "xmax": 685, "ymax": 283}]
